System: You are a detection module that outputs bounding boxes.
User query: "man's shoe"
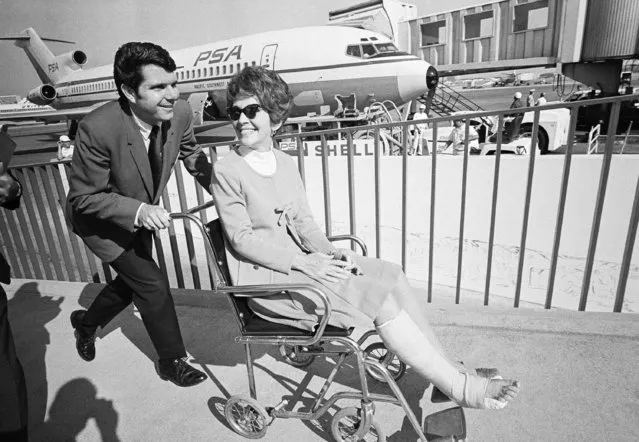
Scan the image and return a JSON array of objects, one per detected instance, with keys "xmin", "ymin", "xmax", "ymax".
[
  {"xmin": 157, "ymin": 357, "xmax": 207, "ymax": 387},
  {"xmin": 70, "ymin": 310, "xmax": 97, "ymax": 362}
]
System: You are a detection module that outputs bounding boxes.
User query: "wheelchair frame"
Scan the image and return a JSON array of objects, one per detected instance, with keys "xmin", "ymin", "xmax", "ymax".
[{"xmin": 171, "ymin": 201, "xmax": 463, "ymax": 441}]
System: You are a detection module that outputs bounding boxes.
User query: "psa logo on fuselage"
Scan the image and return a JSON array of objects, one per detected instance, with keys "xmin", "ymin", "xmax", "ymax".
[{"xmin": 193, "ymin": 45, "xmax": 242, "ymax": 67}]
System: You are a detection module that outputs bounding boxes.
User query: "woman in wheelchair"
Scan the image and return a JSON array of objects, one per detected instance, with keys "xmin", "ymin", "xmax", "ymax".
[{"xmin": 211, "ymin": 66, "xmax": 520, "ymax": 411}]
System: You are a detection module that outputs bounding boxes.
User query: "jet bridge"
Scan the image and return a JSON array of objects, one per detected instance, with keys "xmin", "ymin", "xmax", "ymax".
[{"xmin": 398, "ymin": 0, "xmax": 639, "ymax": 94}]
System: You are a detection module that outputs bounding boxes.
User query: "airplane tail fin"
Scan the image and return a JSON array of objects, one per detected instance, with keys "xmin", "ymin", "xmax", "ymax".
[{"xmin": 0, "ymin": 28, "xmax": 75, "ymax": 84}]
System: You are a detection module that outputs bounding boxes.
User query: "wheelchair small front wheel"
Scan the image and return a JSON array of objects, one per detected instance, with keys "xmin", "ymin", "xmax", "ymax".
[
  {"xmin": 363, "ymin": 343, "xmax": 406, "ymax": 383},
  {"xmin": 279, "ymin": 344, "xmax": 316, "ymax": 368},
  {"xmin": 224, "ymin": 395, "xmax": 270, "ymax": 439},
  {"xmin": 331, "ymin": 406, "xmax": 386, "ymax": 442}
]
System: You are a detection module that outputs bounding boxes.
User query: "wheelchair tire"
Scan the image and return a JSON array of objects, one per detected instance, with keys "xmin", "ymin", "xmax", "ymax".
[
  {"xmin": 363, "ymin": 343, "xmax": 406, "ymax": 383},
  {"xmin": 224, "ymin": 395, "xmax": 270, "ymax": 439},
  {"xmin": 278, "ymin": 344, "xmax": 316, "ymax": 368},
  {"xmin": 331, "ymin": 406, "xmax": 386, "ymax": 442}
]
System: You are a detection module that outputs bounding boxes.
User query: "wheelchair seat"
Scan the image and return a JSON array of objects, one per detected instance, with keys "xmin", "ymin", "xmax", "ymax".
[{"xmin": 205, "ymin": 218, "xmax": 353, "ymax": 338}]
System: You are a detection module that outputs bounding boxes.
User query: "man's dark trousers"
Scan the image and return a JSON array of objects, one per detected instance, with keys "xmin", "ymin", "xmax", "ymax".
[
  {"xmin": 0, "ymin": 283, "xmax": 28, "ymax": 440},
  {"xmin": 82, "ymin": 229, "xmax": 186, "ymax": 360}
]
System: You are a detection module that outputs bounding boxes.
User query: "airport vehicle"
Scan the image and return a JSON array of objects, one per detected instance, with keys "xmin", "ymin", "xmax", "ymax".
[
  {"xmin": 0, "ymin": 27, "xmax": 438, "ymax": 131},
  {"xmin": 425, "ymin": 106, "xmax": 570, "ymax": 155},
  {"xmin": 564, "ymin": 89, "xmax": 639, "ymax": 134}
]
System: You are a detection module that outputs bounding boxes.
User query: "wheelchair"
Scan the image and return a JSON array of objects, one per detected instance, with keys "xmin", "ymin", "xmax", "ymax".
[{"xmin": 171, "ymin": 201, "xmax": 467, "ymax": 441}]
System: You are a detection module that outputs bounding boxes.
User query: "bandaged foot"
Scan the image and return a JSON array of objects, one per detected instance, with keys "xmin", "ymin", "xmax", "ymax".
[
  {"xmin": 450, "ymin": 372, "xmax": 520, "ymax": 409},
  {"xmin": 375, "ymin": 310, "xmax": 520, "ymax": 410},
  {"xmin": 432, "ymin": 364, "xmax": 501, "ymax": 403}
]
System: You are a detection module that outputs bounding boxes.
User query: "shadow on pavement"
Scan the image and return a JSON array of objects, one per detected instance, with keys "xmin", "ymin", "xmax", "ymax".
[
  {"xmin": 39, "ymin": 377, "xmax": 120, "ymax": 441},
  {"xmin": 9, "ymin": 282, "xmax": 62, "ymax": 430}
]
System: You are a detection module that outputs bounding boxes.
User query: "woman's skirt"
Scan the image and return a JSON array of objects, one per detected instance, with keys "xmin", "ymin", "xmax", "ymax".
[{"xmin": 248, "ymin": 255, "xmax": 404, "ymax": 331}]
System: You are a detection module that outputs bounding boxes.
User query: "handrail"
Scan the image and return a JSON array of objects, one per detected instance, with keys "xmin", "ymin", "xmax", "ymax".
[{"xmin": 2, "ymin": 94, "xmax": 637, "ymax": 313}]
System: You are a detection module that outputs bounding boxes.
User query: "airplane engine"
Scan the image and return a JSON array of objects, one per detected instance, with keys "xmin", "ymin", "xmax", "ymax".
[
  {"xmin": 56, "ymin": 50, "xmax": 88, "ymax": 70},
  {"xmin": 426, "ymin": 66, "xmax": 439, "ymax": 90},
  {"xmin": 27, "ymin": 84, "xmax": 57, "ymax": 105}
]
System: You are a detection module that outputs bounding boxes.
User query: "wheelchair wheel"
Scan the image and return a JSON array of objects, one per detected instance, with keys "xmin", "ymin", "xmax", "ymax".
[
  {"xmin": 331, "ymin": 406, "xmax": 386, "ymax": 442},
  {"xmin": 279, "ymin": 344, "xmax": 315, "ymax": 368},
  {"xmin": 363, "ymin": 343, "xmax": 406, "ymax": 383},
  {"xmin": 224, "ymin": 395, "xmax": 270, "ymax": 439}
]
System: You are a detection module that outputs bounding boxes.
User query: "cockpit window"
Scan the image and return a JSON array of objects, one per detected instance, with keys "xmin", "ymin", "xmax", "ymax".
[
  {"xmin": 375, "ymin": 43, "xmax": 398, "ymax": 53},
  {"xmin": 346, "ymin": 45, "xmax": 362, "ymax": 58},
  {"xmin": 346, "ymin": 42, "xmax": 401, "ymax": 59},
  {"xmin": 362, "ymin": 44, "xmax": 377, "ymax": 57}
]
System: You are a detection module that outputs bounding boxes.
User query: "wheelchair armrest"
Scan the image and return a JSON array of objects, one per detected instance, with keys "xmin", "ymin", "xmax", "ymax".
[
  {"xmin": 216, "ymin": 283, "xmax": 332, "ymax": 346},
  {"xmin": 327, "ymin": 234, "xmax": 368, "ymax": 257}
]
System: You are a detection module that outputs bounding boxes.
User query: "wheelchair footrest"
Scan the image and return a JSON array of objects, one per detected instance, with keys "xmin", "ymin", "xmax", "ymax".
[{"xmin": 424, "ymin": 407, "xmax": 467, "ymax": 441}]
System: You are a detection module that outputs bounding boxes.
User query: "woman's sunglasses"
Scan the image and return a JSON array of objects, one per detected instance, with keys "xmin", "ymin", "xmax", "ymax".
[{"xmin": 227, "ymin": 104, "xmax": 262, "ymax": 120}]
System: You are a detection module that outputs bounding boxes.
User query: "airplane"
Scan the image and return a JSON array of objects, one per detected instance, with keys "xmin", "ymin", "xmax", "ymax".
[{"xmin": 0, "ymin": 26, "xmax": 439, "ymax": 135}]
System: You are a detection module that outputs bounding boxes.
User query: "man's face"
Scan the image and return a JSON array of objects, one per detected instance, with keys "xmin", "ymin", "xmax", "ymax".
[{"xmin": 125, "ymin": 64, "xmax": 179, "ymax": 125}]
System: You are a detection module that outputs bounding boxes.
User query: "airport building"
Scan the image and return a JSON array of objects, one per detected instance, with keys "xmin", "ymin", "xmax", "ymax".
[{"xmin": 330, "ymin": 0, "xmax": 639, "ymax": 94}]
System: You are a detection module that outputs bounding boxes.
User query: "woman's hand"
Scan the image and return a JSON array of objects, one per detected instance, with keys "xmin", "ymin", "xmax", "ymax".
[
  {"xmin": 292, "ymin": 252, "xmax": 353, "ymax": 285},
  {"xmin": 333, "ymin": 248, "xmax": 364, "ymax": 275}
]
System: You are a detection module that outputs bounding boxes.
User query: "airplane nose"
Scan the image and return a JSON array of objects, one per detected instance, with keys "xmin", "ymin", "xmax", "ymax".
[{"xmin": 397, "ymin": 60, "xmax": 439, "ymax": 103}]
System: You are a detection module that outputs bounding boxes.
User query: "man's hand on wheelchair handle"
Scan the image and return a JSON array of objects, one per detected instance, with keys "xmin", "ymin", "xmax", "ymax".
[
  {"xmin": 137, "ymin": 204, "xmax": 171, "ymax": 231},
  {"xmin": 292, "ymin": 252, "xmax": 354, "ymax": 285}
]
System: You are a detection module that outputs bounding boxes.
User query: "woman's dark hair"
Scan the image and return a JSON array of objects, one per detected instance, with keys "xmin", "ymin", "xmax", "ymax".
[
  {"xmin": 113, "ymin": 42, "xmax": 176, "ymax": 100},
  {"xmin": 227, "ymin": 66, "xmax": 293, "ymax": 127}
]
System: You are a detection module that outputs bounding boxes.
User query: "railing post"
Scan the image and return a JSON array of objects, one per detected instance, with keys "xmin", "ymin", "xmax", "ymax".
[
  {"xmin": 514, "ymin": 110, "xmax": 539, "ymax": 308},
  {"xmin": 428, "ymin": 123, "xmax": 438, "ymax": 303},
  {"xmin": 484, "ymin": 115, "xmax": 504, "ymax": 306},
  {"xmin": 546, "ymin": 107, "xmax": 579, "ymax": 309},
  {"xmin": 579, "ymin": 101, "xmax": 621, "ymax": 311},
  {"xmin": 614, "ymin": 176, "xmax": 639, "ymax": 313}
]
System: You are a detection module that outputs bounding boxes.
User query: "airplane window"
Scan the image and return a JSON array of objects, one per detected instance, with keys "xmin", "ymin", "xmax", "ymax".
[
  {"xmin": 209, "ymin": 67, "xmax": 213, "ymax": 76},
  {"xmin": 197, "ymin": 69, "xmax": 201, "ymax": 77},
  {"xmin": 191, "ymin": 70, "xmax": 195, "ymax": 78},
  {"xmin": 375, "ymin": 43, "xmax": 398, "ymax": 53},
  {"xmin": 223, "ymin": 65, "xmax": 226, "ymax": 75},
  {"xmin": 346, "ymin": 45, "xmax": 362, "ymax": 57},
  {"xmin": 230, "ymin": 64, "xmax": 234, "ymax": 74},
  {"xmin": 244, "ymin": 62, "xmax": 248, "ymax": 68},
  {"xmin": 237, "ymin": 62, "xmax": 241, "ymax": 72},
  {"xmin": 251, "ymin": 61, "xmax": 256, "ymax": 66},
  {"xmin": 216, "ymin": 66, "xmax": 220, "ymax": 76},
  {"xmin": 362, "ymin": 44, "xmax": 377, "ymax": 57}
]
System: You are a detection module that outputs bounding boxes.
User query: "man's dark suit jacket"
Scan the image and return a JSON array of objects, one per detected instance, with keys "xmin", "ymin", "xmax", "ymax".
[{"xmin": 66, "ymin": 98, "xmax": 212, "ymax": 263}]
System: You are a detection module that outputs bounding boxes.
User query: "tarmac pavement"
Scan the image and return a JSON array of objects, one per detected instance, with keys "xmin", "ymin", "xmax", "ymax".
[{"xmin": 4, "ymin": 279, "xmax": 638, "ymax": 442}]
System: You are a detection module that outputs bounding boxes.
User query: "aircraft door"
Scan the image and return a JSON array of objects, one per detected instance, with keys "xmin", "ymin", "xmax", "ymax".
[{"xmin": 260, "ymin": 44, "xmax": 278, "ymax": 70}]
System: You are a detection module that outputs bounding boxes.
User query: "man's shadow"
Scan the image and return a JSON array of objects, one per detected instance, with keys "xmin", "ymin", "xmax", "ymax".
[
  {"xmin": 8, "ymin": 282, "xmax": 62, "ymax": 431},
  {"xmin": 38, "ymin": 377, "xmax": 120, "ymax": 442},
  {"xmin": 76, "ymin": 281, "xmax": 269, "ymax": 399}
]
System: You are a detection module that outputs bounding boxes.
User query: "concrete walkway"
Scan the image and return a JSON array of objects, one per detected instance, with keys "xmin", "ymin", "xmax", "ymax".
[{"xmin": 5, "ymin": 279, "xmax": 638, "ymax": 442}]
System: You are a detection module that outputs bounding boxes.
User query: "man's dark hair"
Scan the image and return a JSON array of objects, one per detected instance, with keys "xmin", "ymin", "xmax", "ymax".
[{"xmin": 113, "ymin": 42, "xmax": 176, "ymax": 100}]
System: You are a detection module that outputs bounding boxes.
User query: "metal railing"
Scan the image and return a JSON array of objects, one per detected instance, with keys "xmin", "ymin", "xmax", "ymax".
[{"xmin": 1, "ymin": 94, "xmax": 638, "ymax": 313}]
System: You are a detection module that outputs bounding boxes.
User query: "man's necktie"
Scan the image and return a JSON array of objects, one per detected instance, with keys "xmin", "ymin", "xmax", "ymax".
[{"xmin": 148, "ymin": 125, "xmax": 163, "ymax": 195}]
